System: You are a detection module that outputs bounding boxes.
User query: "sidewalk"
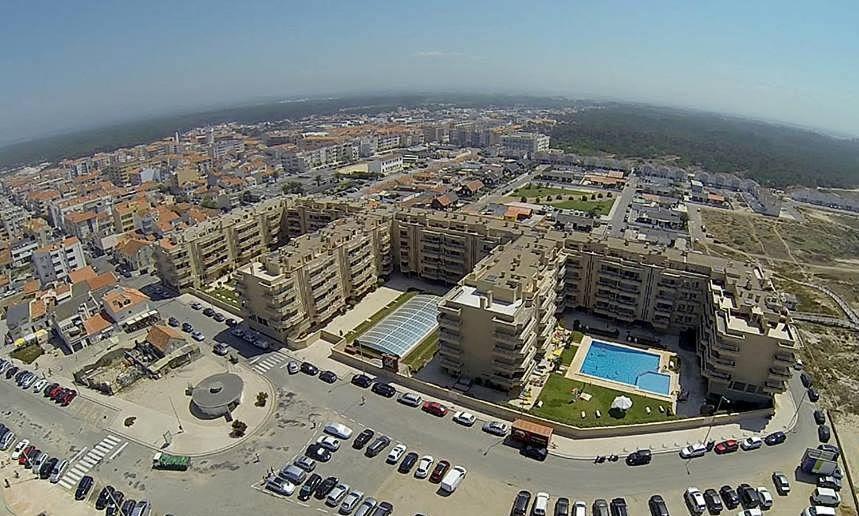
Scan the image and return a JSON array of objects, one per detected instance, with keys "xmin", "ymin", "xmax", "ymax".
[{"xmin": 0, "ymin": 459, "xmax": 97, "ymax": 515}]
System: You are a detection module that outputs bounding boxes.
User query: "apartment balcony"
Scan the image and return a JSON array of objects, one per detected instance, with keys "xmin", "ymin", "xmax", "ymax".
[
  {"xmin": 438, "ymin": 305, "xmax": 461, "ymax": 319},
  {"xmin": 773, "ymin": 352, "xmax": 795, "ymax": 367},
  {"xmin": 713, "ymin": 341, "xmax": 740, "ymax": 356},
  {"xmin": 703, "ymin": 366, "xmax": 731, "ymax": 381},
  {"xmin": 768, "ymin": 367, "xmax": 791, "ymax": 380},
  {"xmin": 438, "ymin": 346, "xmax": 463, "ymax": 362},
  {"xmin": 762, "ymin": 380, "xmax": 787, "ymax": 393},
  {"xmin": 438, "ymin": 315, "xmax": 460, "ymax": 332}
]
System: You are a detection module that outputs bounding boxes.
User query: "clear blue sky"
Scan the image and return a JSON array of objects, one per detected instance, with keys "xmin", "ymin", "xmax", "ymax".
[{"xmin": 2, "ymin": 0, "xmax": 858, "ymax": 144}]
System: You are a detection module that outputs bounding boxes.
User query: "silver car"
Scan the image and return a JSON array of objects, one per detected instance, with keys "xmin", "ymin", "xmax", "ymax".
[
  {"xmin": 482, "ymin": 421, "xmax": 510, "ymax": 437},
  {"xmin": 339, "ymin": 489, "xmax": 364, "ymax": 514},
  {"xmin": 325, "ymin": 482, "xmax": 350, "ymax": 507},
  {"xmin": 354, "ymin": 497, "xmax": 378, "ymax": 516},
  {"xmin": 21, "ymin": 374, "xmax": 38, "ymax": 389},
  {"xmin": 49, "ymin": 459, "xmax": 68, "ymax": 483},
  {"xmin": 0, "ymin": 431, "xmax": 15, "ymax": 450},
  {"xmin": 397, "ymin": 392, "xmax": 422, "ymax": 407}
]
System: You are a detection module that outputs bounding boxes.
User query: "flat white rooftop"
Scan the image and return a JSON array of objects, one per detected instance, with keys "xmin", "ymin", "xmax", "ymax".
[{"xmin": 451, "ymin": 285, "xmax": 521, "ymax": 316}]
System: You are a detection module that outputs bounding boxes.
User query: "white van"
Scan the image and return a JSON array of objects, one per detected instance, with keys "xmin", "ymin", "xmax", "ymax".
[
  {"xmin": 802, "ymin": 506, "xmax": 837, "ymax": 516},
  {"xmin": 811, "ymin": 487, "xmax": 841, "ymax": 507},
  {"xmin": 440, "ymin": 465, "xmax": 467, "ymax": 493}
]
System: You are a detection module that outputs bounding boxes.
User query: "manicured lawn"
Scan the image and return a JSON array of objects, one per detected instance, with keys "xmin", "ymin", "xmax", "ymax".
[
  {"xmin": 207, "ymin": 286, "xmax": 240, "ymax": 308},
  {"xmin": 550, "ymin": 198, "xmax": 615, "ymax": 215},
  {"xmin": 571, "ymin": 331, "xmax": 584, "ymax": 343},
  {"xmin": 10, "ymin": 343, "xmax": 44, "ymax": 364},
  {"xmin": 531, "ymin": 374, "xmax": 675, "ymax": 428},
  {"xmin": 559, "ymin": 345, "xmax": 579, "ymax": 367},
  {"xmin": 402, "ymin": 331, "xmax": 438, "ymax": 372},
  {"xmin": 345, "ymin": 290, "xmax": 418, "ymax": 343},
  {"xmin": 513, "ymin": 185, "xmax": 585, "ymax": 198}
]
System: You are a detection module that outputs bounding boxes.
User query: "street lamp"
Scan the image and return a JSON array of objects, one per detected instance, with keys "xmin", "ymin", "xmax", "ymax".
[{"xmin": 702, "ymin": 395, "xmax": 730, "ymax": 446}]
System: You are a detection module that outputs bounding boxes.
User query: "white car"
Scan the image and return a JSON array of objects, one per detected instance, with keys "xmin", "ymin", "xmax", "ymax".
[
  {"xmin": 32, "ymin": 378, "xmax": 48, "ymax": 393},
  {"xmin": 339, "ymin": 489, "xmax": 364, "ymax": 514},
  {"xmin": 11, "ymin": 439, "xmax": 30, "ymax": 460},
  {"xmin": 481, "ymin": 421, "xmax": 510, "ymax": 436},
  {"xmin": 386, "ymin": 444, "xmax": 406, "ymax": 464},
  {"xmin": 265, "ymin": 476, "xmax": 295, "ymax": 496},
  {"xmin": 757, "ymin": 487, "xmax": 773, "ymax": 509},
  {"xmin": 324, "ymin": 422, "xmax": 353, "ymax": 440},
  {"xmin": 685, "ymin": 487, "xmax": 706, "ymax": 514},
  {"xmin": 533, "ymin": 492, "xmax": 550, "ymax": 516},
  {"xmin": 572, "ymin": 500, "xmax": 587, "ymax": 516},
  {"xmin": 316, "ymin": 435, "xmax": 340, "ymax": 451},
  {"xmin": 737, "ymin": 509, "xmax": 763, "ymax": 516},
  {"xmin": 415, "ymin": 455, "xmax": 434, "ymax": 478},
  {"xmin": 440, "ymin": 465, "xmax": 467, "ymax": 493},
  {"xmin": 326, "ymin": 482, "xmax": 350, "ymax": 507},
  {"xmin": 49, "ymin": 459, "xmax": 68, "ymax": 483},
  {"xmin": 397, "ymin": 392, "xmax": 423, "ymax": 407},
  {"xmin": 680, "ymin": 442, "xmax": 707, "ymax": 458},
  {"xmin": 452, "ymin": 411, "xmax": 477, "ymax": 427},
  {"xmin": 741, "ymin": 436, "xmax": 763, "ymax": 450}
]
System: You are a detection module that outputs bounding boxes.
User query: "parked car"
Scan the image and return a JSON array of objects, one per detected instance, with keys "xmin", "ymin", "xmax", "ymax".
[
  {"xmin": 225, "ymin": 318, "xmax": 237, "ymax": 327},
  {"xmin": 817, "ymin": 444, "xmax": 840, "ymax": 459},
  {"xmin": 191, "ymin": 302, "xmax": 203, "ymax": 310},
  {"xmin": 43, "ymin": 382, "xmax": 58, "ymax": 396},
  {"xmin": 372, "ymin": 501, "xmax": 394, "ymax": 516},
  {"xmin": 212, "ymin": 343, "xmax": 229, "ymax": 356},
  {"xmin": 371, "ymin": 382, "xmax": 396, "ymax": 398},
  {"xmin": 808, "ymin": 388, "xmax": 820, "ymax": 402},
  {"xmin": 351, "ymin": 374, "xmax": 373, "ymax": 388},
  {"xmin": 18, "ymin": 445, "xmax": 35, "ymax": 466},
  {"xmin": 452, "ymin": 411, "xmax": 476, "ymax": 426},
  {"xmin": 757, "ymin": 487, "xmax": 773, "ymax": 509},
  {"xmin": 680, "ymin": 442, "xmax": 707, "ymax": 458},
  {"xmin": 398, "ymin": 452, "xmax": 418, "ymax": 474},
  {"xmin": 723, "ymin": 485, "xmax": 747, "ymax": 509},
  {"xmin": 772, "ymin": 471, "xmax": 791, "ymax": 494},
  {"xmin": 397, "ymin": 392, "xmax": 422, "ymax": 407},
  {"xmin": 800, "ymin": 371, "xmax": 813, "ymax": 388},
  {"xmin": 715, "ymin": 439, "xmax": 739, "ymax": 454},
  {"xmin": 764, "ymin": 431, "xmax": 786, "ymax": 446},
  {"xmin": 429, "ymin": 460, "xmax": 450, "ymax": 483},
  {"xmin": 181, "ymin": 322, "xmax": 193, "ymax": 332},
  {"xmin": 50, "ymin": 459, "xmax": 68, "ymax": 483},
  {"xmin": 354, "ymin": 497, "xmax": 378, "ymax": 516},
  {"xmin": 96, "ymin": 486, "xmax": 115, "ymax": 510},
  {"xmin": 0, "ymin": 431, "xmax": 15, "ymax": 450},
  {"xmin": 439, "ymin": 465, "xmax": 467, "ymax": 493},
  {"xmin": 421, "ymin": 401, "xmax": 448, "ymax": 417},
  {"xmin": 300, "ymin": 362, "xmax": 319, "ymax": 375},
  {"xmin": 481, "ymin": 421, "xmax": 509, "ymax": 437},
  {"xmin": 120, "ymin": 499, "xmax": 137, "ymax": 516},
  {"xmin": 741, "ymin": 436, "xmax": 763, "ymax": 450},
  {"xmin": 325, "ymin": 482, "xmax": 350, "ymax": 507},
  {"xmin": 512, "ymin": 490, "xmax": 532, "ymax": 516},
  {"xmin": 340, "ymin": 489, "xmax": 364, "ymax": 514},
  {"xmin": 75, "ymin": 475, "xmax": 94, "ymax": 501},
  {"xmin": 39, "ymin": 457, "xmax": 58, "ymax": 479},
  {"xmin": 212, "ymin": 313, "xmax": 225, "ymax": 322},
  {"xmin": 305, "ymin": 444, "xmax": 332, "ymax": 463},
  {"xmin": 286, "ymin": 361, "xmax": 299, "ymax": 374},
  {"xmin": 298, "ymin": 474, "xmax": 322, "ymax": 501},
  {"xmin": 293, "ymin": 455, "xmax": 317, "ymax": 472},
  {"xmin": 811, "ymin": 487, "xmax": 841, "ymax": 507},
  {"xmin": 60, "ymin": 389, "xmax": 77, "ymax": 406},
  {"xmin": 31, "ymin": 378, "xmax": 48, "ymax": 393},
  {"xmin": 648, "ymin": 495, "xmax": 669, "ymax": 516},
  {"xmin": 521, "ymin": 444, "xmax": 548, "ymax": 461},
  {"xmin": 818, "ymin": 425, "xmax": 831, "ymax": 443},
  {"xmin": 625, "ymin": 449, "xmax": 652, "ymax": 465},
  {"xmin": 314, "ymin": 476, "xmax": 339, "ymax": 500},
  {"xmin": 191, "ymin": 330, "xmax": 205, "ymax": 341},
  {"xmin": 365, "ymin": 435, "xmax": 391, "ymax": 458},
  {"xmin": 533, "ymin": 492, "xmax": 550, "ymax": 516},
  {"xmin": 738, "ymin": 483, "xmax": 761, "ymax": 508},
  {"xmin": 814, "ymin": 409, "xmax": 827, "ymax": 425},
  {"xmin": 609, "ymin": 497, "xmax": 628, "ymax": 516},
  {"xmin": 168, "ymin": 317, "xmax": 180, "ymax": 327},
  {"xmin": 324, "ymin": 422, "xmax": 353, "ymax": 440},
  {"xmin": 266, "ymin": 476, "xmax": 295, "ymax": 496},
  {"xmin": 352, "ymin": 428, "xmax": 375, "ymax": 450},
  {"xmin": 415, "ymin": 455, "xmax": 434, "ymax": 479},
  {"xmin": 316, "ymin": 435, "xmax": 340, "ymax": 452},
  {"xmin": 5, "ymin": 366, "xmax": 19, "ymax": 379},
  {"xmin": 319, "ymin": 370, "xmax": 338, "ymax": 383},
  {"xmin": 11, "ymin": 439, "xmax": 30, "ymax": 460},
  {"xmin": 684, "ymin": 487, "xmax": 706, "ymax": 514},
  {"xmin": 737, "ymin": 509, "xmax": 763, "ymax": 516},
  {"xmin": 386, "ymin": 444, "xmax": 406, "ymax": 464},
  {"xmin": 703, "ymin": 488, "xmax": 723, "ymax": 513},
  {"xmin": 817, "ymin": 476, "xmax": 842, "ymax": 491}
]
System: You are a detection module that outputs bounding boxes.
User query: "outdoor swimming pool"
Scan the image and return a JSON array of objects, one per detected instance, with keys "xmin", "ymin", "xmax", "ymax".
[{"xmin": 580, "ymin": 340, "xmax": 671, "ymax": 395}]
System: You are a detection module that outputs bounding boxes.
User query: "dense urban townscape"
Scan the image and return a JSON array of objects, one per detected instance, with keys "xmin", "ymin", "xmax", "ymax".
[{"xmin": 1, "ymin": 100, "xmax": 857, "ymax": 516}]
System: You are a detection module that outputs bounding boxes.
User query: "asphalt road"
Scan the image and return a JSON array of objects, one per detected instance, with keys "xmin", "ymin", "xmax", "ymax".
[{"xmin": 608, "ymin": 176, "xmax": 638, "ymax": 238}]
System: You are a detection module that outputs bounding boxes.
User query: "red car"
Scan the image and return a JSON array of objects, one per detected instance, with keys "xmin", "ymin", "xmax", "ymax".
[
  {"xmin": 714, "ymin": 439, "xmax": 739, "ymax": 454},
  {"xmin": 51, "ymin": 387, "xmax": 68, "ymax": 402},
  {"xmin": 422, "ymin": 401, "xmax": 448, "ymax": 417},
  {"xmin": 429, "ymin": 460, "xmax": 450, "ymax": 483},
  {"xmin": 48, "ymin": 385, "xmax": 64, "ymax": 400},
  {"xmin": 61, "ymin": 389, "xmax": 77, "ymax": 406},
  {"xmin": 18, "ymin": 446, "xmax": 35, "ymax": 466}
]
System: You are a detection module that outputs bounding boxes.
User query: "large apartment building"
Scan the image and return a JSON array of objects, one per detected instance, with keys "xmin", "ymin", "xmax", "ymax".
[
  {"xmin": 32, "ymin": 237, "xmax": 87, "ymax": 285},
  {"xmin": 153, "ymin": 198, "xmax": 286, "ymax": 290},
  {"xmin": 500, "ymin": 132, "xmax": 550, "ymax": 154},
  {"xmin": 281, "ymin": 141, "xmax": 359, "ymax": 173},
  {"xmin": 236, "ymin": 212, "xmax": 392, "ymax": 342}
]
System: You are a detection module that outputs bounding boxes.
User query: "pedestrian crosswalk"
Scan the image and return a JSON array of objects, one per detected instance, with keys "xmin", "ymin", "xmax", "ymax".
[
  {"xmin": 251, "ymin": 352, "xmax": 288, "ymax": 374},
  {"xmin": 58, "ymin": 435, "xmax": 123, "ymax": 489}
]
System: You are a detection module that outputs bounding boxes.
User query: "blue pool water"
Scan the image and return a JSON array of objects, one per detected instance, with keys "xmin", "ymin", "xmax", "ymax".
[{"xmin": 580, "ymin": 341, "xmax": 671, "ymax": 395}]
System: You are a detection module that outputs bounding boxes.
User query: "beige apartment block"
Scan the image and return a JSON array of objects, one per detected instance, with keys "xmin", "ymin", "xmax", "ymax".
[
  {"xmin": 236, "ymin": 213, "xmax": 392, "ymax": 343},
  {"xmin": 437, "ymin": 234, "xmax": 566, "ymax": 391}
]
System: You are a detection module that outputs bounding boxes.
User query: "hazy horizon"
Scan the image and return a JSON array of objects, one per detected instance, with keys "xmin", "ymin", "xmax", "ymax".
[{"xmin": 2, "ymin": 0, "xmax": 858, "ymax": 145}]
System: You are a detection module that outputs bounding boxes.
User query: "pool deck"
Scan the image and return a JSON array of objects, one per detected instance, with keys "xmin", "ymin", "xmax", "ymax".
[{"xmin": 566, "ymin": 336, "xmax": 679, "ymax": 408}]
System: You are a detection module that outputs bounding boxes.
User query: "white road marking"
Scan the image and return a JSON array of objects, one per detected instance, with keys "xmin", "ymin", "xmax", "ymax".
[
  {"xmin": 108, "ymin": 442, "xmax": 128, "ymax": 461},
  {"xmin": 59, "ymin": 435, "xmax": 124, "ymax": 489},
  {"xmin": 68, "ymin": 447, "xmax": 88, "ymax": 464}
]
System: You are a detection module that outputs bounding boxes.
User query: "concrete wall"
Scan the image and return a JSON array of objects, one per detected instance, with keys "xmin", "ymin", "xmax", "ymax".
[
  {"xmin": 190, "ymin": 289, "xmax": 242, "ymax": 318},
  {"xmin": 331, "ymin": 345, "xmax": 774, "ymax": 440}
]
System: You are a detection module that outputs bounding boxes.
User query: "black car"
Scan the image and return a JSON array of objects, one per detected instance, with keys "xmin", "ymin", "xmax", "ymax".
[
  {"xmin": 554, "ymin": 496, "xmax": 569, "ymax": 516},
  {"xmin": 75, "ymin": 475, "xmax": 94, "ymax": 501},
  {"xmin": 610, "ymin": 497, "xmax": 628, "ymax": 516},
  {"xmin": 764, "ymin": 431, "xmax": 786, "ymax": 445},
  {"xmin": 5, "ymin": 366, "xmax": 19, "ymax": 379},
  {"xmin": 314, "ymin": 476, "xmax": 338, "ymax": 500},
  {"xmin": 39, "ymin": 457, "xmax": 58, "ymax": 479},
  {"xmin": 181, "ymin": 322, "xmax": 193, "ymax": 332},
  {"xmin": 814, "ymin": 409, "xmax": 827, "ymax": 425},
  {"xmin": 626, "ymin": 449, "xmax": 652, "ymax": 466},
  {"xmin": 300, "ymin": 362, "xmax": 319, "ymax": 375},
  {"xmin": 648, "ymin": 495, "xmax": 669, "ymax": 516},
  {"xmin": 351, "ymin": 374, "xmax": 373, "ymax": 388},
  {"xmin": 800, "ymin": 371, "xmax": 813, "ymax": 388},
  {"xmin": 167, "ymin": 317, "xmax": 179, "ymax": 327},
  {"xmin": 212, "ymin": 313, "xmax": 225, "ymax": 322},
  {"xmin": 203, "ymin": 308, "xmax": 215, "ymax": 317},
  {"xmin": 319, "ymin": 370, "xmax": 338, "ymax": 383},
  {"xmin": 521, "ymin": 444, "xmax": 548, "ymax": 461},
  {"xmin": 120, "ymin": 499, "xmax": 137, "ymax": 516},
  {"xmin": 371, "ymin": 382, "xmax": 396, "ymax": 398},
  {"xmin": 512, "ymin": 490, "xmax": 532, "ymax": 516},
  {"xmin": 807, "ymin": 388, "xmax": 820, "ymax": 402},
  {"xmin": 818, "ymin": 425, "xmax": 831, "ymax": 442},
  {"xmin": 225, "ymin": 318, "xmax": 237, "ymax": 327},
  {"xmin": 818, "ymin": 444, "xmax": 840, "ymax": 458},
  {"xmin": 352, "ymin": 428, "xmax": 375, "ymax": 450},
  {"xmin": 43, "ymin": 382, "xmax": 58, "ymax": 396},
  {"xmin": 96, "ymin": 486, "xmax": 115, "ymax": 510},
  {"xmin": 365, "ymin": 435, "xmax": 391, "ymax": 457},
  {"xmin": 305, "ymin": 444, "xmax": 332, "ymax": 462},
  {"xmin": 719, "ymin": 485, "xmax": 740, "ymax": 509},
  {"xmin": 372, "ymin": 501, "xmax": 394, "ymax": 516},
  {"xmin": 398, "ymin": 452, "xmax": 418, "ymax": 474},
  {"xmin": 738, "ymin": 483, "xmax": 760, "ymax": 508},
  {"xmin": 108, "ymin": 490, "xmax": 125, "ymax": 513},
  {"xmin": 298, "ymin": 474, "xmax": 322, "ymax": 501},
  {"xmin": 703, "ymin": 488, "xmax": 723, "ymax": 513}
]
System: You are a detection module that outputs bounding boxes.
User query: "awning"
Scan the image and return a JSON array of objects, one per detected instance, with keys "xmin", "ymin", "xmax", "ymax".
[{"xmin": 122, "ymin": 309, "xmax": 159, "ymax": 327}]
